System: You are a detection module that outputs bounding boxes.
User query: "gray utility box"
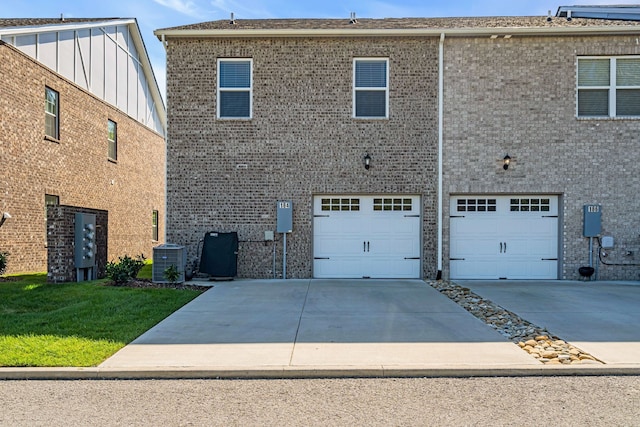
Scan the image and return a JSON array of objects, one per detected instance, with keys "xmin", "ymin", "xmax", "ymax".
[
  {"xmin": 74, "ymin": 212, "xmax": 96, "ymax": 269},
  {"xmin": 152, "ymin": 244, "xmax": 186, "ymax": 283}
]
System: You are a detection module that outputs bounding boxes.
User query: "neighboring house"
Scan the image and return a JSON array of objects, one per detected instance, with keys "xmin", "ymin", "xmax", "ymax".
[
  {"xmin": 155, "ymin": 8, "xmax": 640, "ymax": 281},
  {"xmin": 0, "ymin": 18, "xmax": 166, "ymax": 275}
]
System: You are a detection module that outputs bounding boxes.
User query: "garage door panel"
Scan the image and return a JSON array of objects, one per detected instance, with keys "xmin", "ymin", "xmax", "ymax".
[
  {"xmin": 368, "ymin": 257, "xmax": 420, "ymax": 278},
  {"xmin": 450, "ymin": 260, "xmax": 499, "ymax": 279},
  {"xmin": 313, "ymin": 195, "xmax": 421, "ymax": 279},
  {"xmin": 450, "ymin": 195, "xmax": 558, "ymax": 280},
  {"xmin": 314, "ymin": 258, "xmax": 363, "ymax": 278}
]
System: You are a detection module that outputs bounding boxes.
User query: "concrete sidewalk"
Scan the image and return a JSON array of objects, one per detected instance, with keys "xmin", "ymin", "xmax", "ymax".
[{"xmin": 2, "ymin": 279, "xmax": 639, "ymax": 379}]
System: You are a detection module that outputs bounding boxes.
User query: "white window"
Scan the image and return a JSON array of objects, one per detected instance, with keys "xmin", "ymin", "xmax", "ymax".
[
  {"xmin": 217, "ymin": 59, "xmax": 252, "ymax": 119},
  {"xmin": 108, "ymin": 119, "xmax": 117, "ymax": 160},
  {"xmin": 45, "ymin": 86, "xmax": 59, "ymax": 139},
  {"xmin": 353, "ymin": 58, "xmax": 389, "ymax": 118},
  {"xmin": 578, "ymin": 56, "xmax": 640, "ymax": 117}
]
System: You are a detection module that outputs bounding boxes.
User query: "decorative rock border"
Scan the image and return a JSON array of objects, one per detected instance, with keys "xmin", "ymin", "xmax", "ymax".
[{"xmin": 428, "ymin": 280, "xmax": 603, "ymax": 365}]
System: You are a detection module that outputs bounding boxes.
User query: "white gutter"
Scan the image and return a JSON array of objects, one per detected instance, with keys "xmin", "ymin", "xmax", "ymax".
[
  {"xmin": 154, "ymin": 25, "xmax": 640, "ymax": 40},
  {"xmin": 437, "ymin": 33, "xmax": 444, "ymax": 280}
]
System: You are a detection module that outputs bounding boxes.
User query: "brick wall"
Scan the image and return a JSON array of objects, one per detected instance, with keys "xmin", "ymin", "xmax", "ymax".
[
  {"xmin": 46, "ymin": 205, "xmax": 108, "ymax": 283},
  {"xmin": 0, "ymin": 42, "xmax": 165, "ymax": 275},
  {"xmin": 165, "ymin": 36, "xmax": 440, "ymax": 278},
  {"xmin": 442, "ymin": 35, "xmax": 640, "ymax": 280}
]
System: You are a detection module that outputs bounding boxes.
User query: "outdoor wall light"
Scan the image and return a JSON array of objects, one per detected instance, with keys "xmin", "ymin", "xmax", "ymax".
[
  {"xmin": 503, "ymin": 154, "xmax": 511, "ymax": 170},
  {"xmin": 0, "ymin": 212, "xmax": 11, "ymax": 228},
  {"xmin": 364, "ymin": 153, "xmax": 371, "ymax": 170}
]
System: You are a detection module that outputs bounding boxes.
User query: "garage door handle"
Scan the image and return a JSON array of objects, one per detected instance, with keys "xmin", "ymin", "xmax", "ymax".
[
  {"xmin": 542, "ymin": 258, "xmax": 558, "ymax": 261},
  {"xmin": 404, "ymin": 257, "xmax": 420, "ymax": 260},
  {"xmin": 504, "ymin": 242, "xmax": 507, "ymax": 253},
  {"xmin": 450, "ymin": 258, "xmax": 465, "ymax": 261},
  {"xmin": 314, "ymin": 257, "xmax": 330, "ymax": 260},
  {"xmin": 500, "ymin": 242, "xmax": 503, "ymax": 253}
]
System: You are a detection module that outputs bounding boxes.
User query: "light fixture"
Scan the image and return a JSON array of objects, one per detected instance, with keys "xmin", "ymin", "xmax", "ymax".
[
  {"xmin": 364, "ymin": 153, "xmax": 371, "ymax": 170},
  {"xmin": 503, "ymin": 154, "xmax": 511, "ymax": 170},
  {"xmin": 0, "ymin": 212, "xmax": 10, "ymax": 228}
]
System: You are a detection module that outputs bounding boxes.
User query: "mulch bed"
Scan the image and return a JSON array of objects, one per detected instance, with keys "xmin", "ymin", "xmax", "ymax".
[{"xmin": 102, "ymin": 278, "xmax": 210, "ymax": 292}]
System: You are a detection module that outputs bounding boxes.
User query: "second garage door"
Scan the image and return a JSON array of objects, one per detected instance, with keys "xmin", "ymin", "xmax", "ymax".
[
  {"xmin": 450, "ymin": 195, "xmax": 559, "ymax": 279},
  {"xmin": 313, "ymin": 195, "xmax": 421, "ymax": 279}
]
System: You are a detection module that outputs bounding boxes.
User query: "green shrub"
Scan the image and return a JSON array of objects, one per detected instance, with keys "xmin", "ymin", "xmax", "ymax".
[
  {"xmin": 163, "ymin": 264, "xmax": 181, "ymax": 283},
  {"xmin": 106, "ymin": 254, "xmax": 146, "ymax": 284},
  {"xmin": 0, "ymin": 251, "xmax": 8, "ymax": 276}
]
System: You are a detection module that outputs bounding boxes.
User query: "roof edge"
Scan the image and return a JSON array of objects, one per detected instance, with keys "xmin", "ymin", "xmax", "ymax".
[{"xmin": 155, "ymin": 25, "xmax": 640, "ymax": 40}]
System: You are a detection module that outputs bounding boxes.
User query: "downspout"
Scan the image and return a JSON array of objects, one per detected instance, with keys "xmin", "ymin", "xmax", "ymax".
[
  {"xmin": 161, "ymin": 33, "xmax": 168, "ymax": 244},
  {"xmin": 436, "ymin": 32, "xmax": 445, "ymax": 280}
]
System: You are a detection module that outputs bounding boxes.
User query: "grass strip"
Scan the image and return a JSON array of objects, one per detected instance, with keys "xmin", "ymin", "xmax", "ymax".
[{"xmin": 0, "ymin": 273, "xmax": 201, "ymax": 367}]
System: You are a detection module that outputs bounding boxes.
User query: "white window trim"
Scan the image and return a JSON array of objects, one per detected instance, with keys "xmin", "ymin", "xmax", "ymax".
[
  {"xmin": 577, "ymin": 55, "xmax": 640, "ymax": 118},
  {"xmin": 217, "ymin": 58, "xmax": 253, "ymax": 120},
  {"xmin": 45, "ymin": 86, "xmax": 59, "ymax": 139},
  {"xmin": 353, "ymin": 57, "xmax": 389, "ymax": 119},
  {"xmin": 108, "ymin": 119, "xmax": 117, "ymax": 161}
]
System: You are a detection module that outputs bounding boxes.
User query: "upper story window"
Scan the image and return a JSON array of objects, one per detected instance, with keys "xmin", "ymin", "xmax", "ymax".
[
  {"xmin": 45, "ymin": 87, "xmax": 59, "ymax": 139},
  {"xmin": 108, "ymin": 119, "xmax": 117, "ymax": 161},
  {"xmin": 578, "ymin": 56, "xmax": 640, "ymax": 118},
  {"xmin": 353, "ymin": 58, "xmax": 389, "ymax": 119},
  {"xmin": 217, "ymin": 59, "xmax": 252, "ymax": 119}
]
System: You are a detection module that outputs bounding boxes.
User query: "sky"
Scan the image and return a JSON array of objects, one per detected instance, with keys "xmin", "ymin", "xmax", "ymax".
[{"xmin": 3, "ymin": 0, "xmax": 639, "ymax": 103}]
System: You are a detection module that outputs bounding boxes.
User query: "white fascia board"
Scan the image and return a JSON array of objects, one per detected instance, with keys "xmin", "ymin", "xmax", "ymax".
[
  {"xmin": 0, "ymin": 19, "xmax": 136, "ymax": 37},
  {"xmin": 155, "ymin": 25, "xmax": 640, "ymax": 40}
]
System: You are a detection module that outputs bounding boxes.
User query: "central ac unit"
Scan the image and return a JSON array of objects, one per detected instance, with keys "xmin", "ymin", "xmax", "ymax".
[{"xmin": 152, "ymin": 243, "xmax": 187, "ymax": 283}]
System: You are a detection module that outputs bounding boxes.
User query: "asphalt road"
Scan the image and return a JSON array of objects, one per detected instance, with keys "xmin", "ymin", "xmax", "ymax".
[{"xmin": 1, "ymin": 376, "xmax": 639, "ymax": 426}]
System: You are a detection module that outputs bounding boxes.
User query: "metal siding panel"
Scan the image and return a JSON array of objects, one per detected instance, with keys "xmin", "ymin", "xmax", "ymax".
[
  {"xmin": 58, "ymin": 31, "xmax": 75, "ymax": 82},
  {"xmin": 104, "ymin": 27, "xmax": 117, "ymax": 106},
  {"xmin": 75, "ymin": 29, "xmax": 91, "ymax": 90},
  {"xmin": 38, "ymin": 32, "xmax": 57, "ymax": 71}
]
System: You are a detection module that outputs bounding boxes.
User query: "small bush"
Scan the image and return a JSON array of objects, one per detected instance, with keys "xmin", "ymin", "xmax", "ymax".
[
  {"xmin": 106, "ymin": 254, "xmax": 146, "ymax": 284},
  {"xmin": 0, "ymin": 251, "xmax": 8, "ymax": 275},
  {"xmin": 163, "ymin": 264, "xmax": 181, "ymax": 283}
]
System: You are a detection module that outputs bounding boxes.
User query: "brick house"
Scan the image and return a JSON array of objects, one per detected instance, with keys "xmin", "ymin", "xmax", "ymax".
[
  {"xmin": 156, "ymin": 9, "xmax": 640, "ymax": 281},
  {"xmin": 0, "ymin": 18, "xmax": 166, "ymax": 275}
]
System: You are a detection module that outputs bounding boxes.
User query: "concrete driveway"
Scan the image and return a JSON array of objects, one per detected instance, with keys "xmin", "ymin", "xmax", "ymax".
[
  {"xmin": 99, "ymin": 279, "xmax": 538, "ymax": 375},
  {"xmin": 457, "ymin": 280, "xmax": 640, "ymax": 365},
  {"xmin": 95, "ymin": 278, "xmax": 640, "ymax": 377}
]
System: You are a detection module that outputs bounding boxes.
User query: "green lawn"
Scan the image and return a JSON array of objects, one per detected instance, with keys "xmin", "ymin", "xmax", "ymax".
[{"xmin": 0, "ymin": 273, "xmax": 202, "ymax": 367}]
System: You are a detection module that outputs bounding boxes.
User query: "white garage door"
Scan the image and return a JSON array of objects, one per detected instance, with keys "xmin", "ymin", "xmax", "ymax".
[
  {"xmin": 313, "ymin": 195, "xmax": 421, "ymax": 278},
  {"xmin": 450, "ymin": 195, "xmax": 558, "ymax": 279}
]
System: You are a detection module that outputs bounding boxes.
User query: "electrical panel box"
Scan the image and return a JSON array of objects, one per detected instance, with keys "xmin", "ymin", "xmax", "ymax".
[
  {"xmin": 277, "ymin": 200, "xmax": 293, "ymax": 233},
  {"xmin": 74, "ymin": 213, "xmax": 96, "ymax": 269},
  {"xmin": 583, "ymin": 204, "xmax": 602, "ymax": 237}
]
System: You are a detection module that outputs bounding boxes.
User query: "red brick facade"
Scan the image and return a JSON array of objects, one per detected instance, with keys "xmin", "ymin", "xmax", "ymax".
[{"xmin": 0, "ymin": 42, "xmax": 165, "ymax": 274}]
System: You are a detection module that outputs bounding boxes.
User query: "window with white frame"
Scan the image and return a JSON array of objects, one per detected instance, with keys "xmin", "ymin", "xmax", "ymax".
[
  {"xmin": 45, "ymin": 87, "xmax": 59, "ymax": 139},
  {"xmin": 578, "ymin": 56, "xmax": 640, "ymax": 117},
  {"xmin": 217, "ymin": 59, "xmax": 252, "ymax": 119},
  {"xmin": 108, "ymin": 119, "xmax": 117, "ymax": 160},
  {"xmin": 353, "ymin": 58, "xmax": 389, "ymax": 118}
]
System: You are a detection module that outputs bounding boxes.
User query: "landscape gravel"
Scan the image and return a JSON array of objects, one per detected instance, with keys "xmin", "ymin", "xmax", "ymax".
[{"xmin": 428, "ymin": 280, "xmax": 603, "ymax": 365}]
